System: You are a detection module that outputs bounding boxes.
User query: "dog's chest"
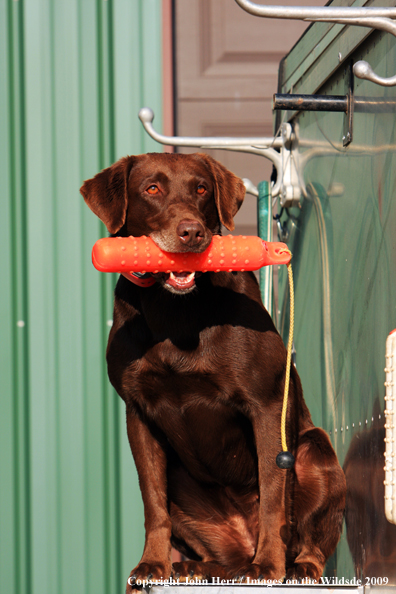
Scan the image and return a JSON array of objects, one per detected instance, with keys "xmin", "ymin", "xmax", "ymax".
[
  {"xmin": 163, "ymin": 400, "xmax": 258, "ymax": 486},
  {"xmin": 146, "ymin": 379, "xmax": 258, "ymax": 486},
  {"xmin": 131, "ymin": 338, "xmax": 260, "ymax": 484},
  {"xmin": 136, "ymin": 339, "xmax": 231, "ymax": 403}
]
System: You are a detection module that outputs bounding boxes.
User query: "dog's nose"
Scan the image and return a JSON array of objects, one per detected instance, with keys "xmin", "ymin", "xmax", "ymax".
[{"xmin": 176, "ymin": 219, "xmax": 205, "ymax": 246}]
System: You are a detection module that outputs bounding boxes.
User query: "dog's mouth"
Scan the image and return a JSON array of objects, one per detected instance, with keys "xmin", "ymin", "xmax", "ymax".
[
  {"xmin": 165, "ymin": 271, "xmax": 196, "ymax": 293},
  {"xmin": 149, "ymin": 233, "xmax": 210, "ymax": 294}
]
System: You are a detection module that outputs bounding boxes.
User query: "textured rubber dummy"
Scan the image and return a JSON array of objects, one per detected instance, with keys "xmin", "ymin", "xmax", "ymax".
[{"xmin": 92, "ymin": 235, "xmax": 291, "ymax": 274}]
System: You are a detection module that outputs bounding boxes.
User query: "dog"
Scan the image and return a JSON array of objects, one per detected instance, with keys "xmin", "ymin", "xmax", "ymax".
[{"xmin": 81, "ymin": 152, "xmax": 346, "ymax": 591}]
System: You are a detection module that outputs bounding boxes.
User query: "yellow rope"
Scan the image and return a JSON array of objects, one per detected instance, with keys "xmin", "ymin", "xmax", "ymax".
[{"xmin": 281, "ymin": 261, "xmax": 294, "ymax": 452}]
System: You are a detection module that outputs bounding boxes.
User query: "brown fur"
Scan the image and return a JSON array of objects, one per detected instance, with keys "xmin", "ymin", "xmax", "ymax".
[
  {"xmin": 344, "ymin": 401, "xmax": 396, "ymax": 583},
  {"xmin": 81, "ymin": 152, "xmax": 346, "ymax": 591}
]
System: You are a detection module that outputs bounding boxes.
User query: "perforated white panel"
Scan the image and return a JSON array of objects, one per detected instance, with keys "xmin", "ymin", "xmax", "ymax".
[{"xmin": 384, "ymin": 329, "xmax": 396, "ymax": 525}]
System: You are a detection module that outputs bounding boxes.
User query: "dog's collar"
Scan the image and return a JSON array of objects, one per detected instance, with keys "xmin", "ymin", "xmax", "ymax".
[{"xmin": 122, "ymin": 272, "xmax": 156, "ymax": 288}]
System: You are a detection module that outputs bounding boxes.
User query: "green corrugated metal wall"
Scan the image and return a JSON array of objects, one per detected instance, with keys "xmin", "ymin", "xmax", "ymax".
[{"xmin": 0, "ymin": 1, "xmax": 163, "ymax": 592}]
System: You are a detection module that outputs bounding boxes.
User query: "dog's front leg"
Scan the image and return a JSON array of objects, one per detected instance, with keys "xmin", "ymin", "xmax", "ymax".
[
  {"xmin": 125, "ymin": 407, "xmax": 172, "ymax": 591},
  {"xmin": 238, "ymin": 410, "xmax": 287, "ymax": 582}
]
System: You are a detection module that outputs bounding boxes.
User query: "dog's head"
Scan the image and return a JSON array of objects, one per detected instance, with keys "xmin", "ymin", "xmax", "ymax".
[{"xmin": 80, "ymin": 152, "xmax": 245, "ymax": 294}]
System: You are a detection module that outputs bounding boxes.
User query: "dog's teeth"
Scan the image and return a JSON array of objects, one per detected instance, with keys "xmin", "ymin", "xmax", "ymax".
[{"xmin": 169, "ymin": 272, "xmax": 195, "ymax": 284}]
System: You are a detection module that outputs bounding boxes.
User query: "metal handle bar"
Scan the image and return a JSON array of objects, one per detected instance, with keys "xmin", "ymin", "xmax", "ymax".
[
  {"xmin": 243, "ymin": 178, "xmax": 259, "ymax": 197},
  {"xmin": 234, "ymin": 0, "xmax": 396, "ymax": 87},
  {"xmin": 234, "ymin": 0, "xmax": 396, "ymax": 20},
  {"xmin": 138, "ymin": 107, "xmax": 396, "ymax": 209},
  {"xmin": 138, "ymin": 108, "xmax": 302, "ymax": 205},
  {"xmin": 353, "ymin": 60, "xmax": 396, "ymax": 86},
  {"xmin": 138, "ymin": 107, "xmax": 283, "ymax": 149},
  {"xmin": 138, "ymin": 108, "xmax": 288, "ymax": 197}
]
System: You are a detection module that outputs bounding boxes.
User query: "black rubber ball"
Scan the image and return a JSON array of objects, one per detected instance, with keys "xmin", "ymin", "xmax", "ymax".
[{"xmin": 276, "ymin": 451, "xmax": 295, "ymax": 469}]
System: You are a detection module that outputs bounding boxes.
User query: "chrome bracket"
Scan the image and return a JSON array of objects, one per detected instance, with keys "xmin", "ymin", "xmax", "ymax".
[
  {"xmin": 234, "ymin": 0, "xmax": 396, "ymax": 87},
  {"xmin": 138, "ymin": 108, "xmax": 301, "ymax": 208},
  {"xmin": 279, "ymin": 123, "xmax": 302, "ymax": 208}
]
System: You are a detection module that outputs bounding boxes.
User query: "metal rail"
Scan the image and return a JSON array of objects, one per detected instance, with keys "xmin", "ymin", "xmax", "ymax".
[
  {"xmin": 139, "ymin": 107, "xmax": 284, "ymax": 197},
  {"xmin": 273, "ymin": 94, "xmax": 348, "ymax": 112},
  {"xmin": 138, "ymin": 107, "xmax": 283, "ymax": 150},
  {"xmin": 234, "ymin": 0, "xmax": 396, "ymax": 87},
  {"xmin": 138, "ymin": 108, "xmax": 299, "ymax": 207},
  {"xmin": 138, "ymin": 107, "xmax": 396, "ymax": 208},
  {"xmin": 273, "ymin": 93, "xmax": 396, "ymax": 112}
]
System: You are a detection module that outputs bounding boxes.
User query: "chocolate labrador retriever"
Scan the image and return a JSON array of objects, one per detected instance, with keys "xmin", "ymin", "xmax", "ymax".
[{"xmin": 81, "ymin": 152, "xmax": 346, "ymax": 590}]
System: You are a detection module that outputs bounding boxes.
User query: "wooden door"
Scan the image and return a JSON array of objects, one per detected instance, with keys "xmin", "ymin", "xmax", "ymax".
[{"xmin": 175, "ymin": 0, "xmax": 324, "ymax": 234}]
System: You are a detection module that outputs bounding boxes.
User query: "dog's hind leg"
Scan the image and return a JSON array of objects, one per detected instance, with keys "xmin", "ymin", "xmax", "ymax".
[{"xmin": 286, "ymin": 427, "xmax": 346, "ymax": 581}]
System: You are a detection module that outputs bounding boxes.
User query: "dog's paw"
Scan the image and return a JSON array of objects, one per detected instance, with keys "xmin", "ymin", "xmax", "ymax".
[
  {"xmin": 172, "ymin": 561, "xmax": 228, "ymax": 582},
  {"xmin": 126, "ymin": 562, "xmax": 172, "ymax": 592},
  {"xmin": 285, "ymin": 562, "xmax": 322, "ymax": 583},
  {"xmin": 228, "ymin": 563, "xmax": 284, "ymax": 583}
]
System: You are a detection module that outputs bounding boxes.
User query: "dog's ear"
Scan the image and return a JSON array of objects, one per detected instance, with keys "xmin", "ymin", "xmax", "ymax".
[
  {"xmin": 197, "ymin": 154, "xmax": 245, "ymax": 231},
  {"xmin": 80, "ymin": 156, "xmax": 135, "ymax": 234}
]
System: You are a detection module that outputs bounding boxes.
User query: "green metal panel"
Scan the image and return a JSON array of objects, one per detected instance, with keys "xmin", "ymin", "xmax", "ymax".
[
  {"xmin": 0, "ymin": 1, "xmax": 163, "ymax": 593},
  {"xmin": 276, "ymin": 4, "xmax": 396, "ymax": 580},
  {"xmin": 279, "ymin": 0, "xmax": 396, "ymax": 99},
  {"xmin": 257, "ymin": 180, "xmax": 274, "ymax": 316}
]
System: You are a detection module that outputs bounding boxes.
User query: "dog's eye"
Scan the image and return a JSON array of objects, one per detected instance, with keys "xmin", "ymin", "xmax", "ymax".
[
  {"xmin": 197, "ymin": 185, "xmax": 206, "ymax": 195},
  {"xmin": 146, "ymin": 185, "xmax": 160, "ymax": 195}
]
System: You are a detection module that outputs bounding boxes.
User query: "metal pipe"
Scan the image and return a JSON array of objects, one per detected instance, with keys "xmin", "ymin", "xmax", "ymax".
[
  {"xmin": 138, "ymin": 107, "xmax": 283, "ymax": 149},
  {"xmin": 354, "ymin": 96, "xmax": 396, "ymax": 112},
  {"xmin": 234, "ymin": 0, "xmax": 396, "ymax": 20},
  {"xmin": 234, "ymin": 0, "xmax": 396, "ymax": 87},
  {"xmin": 273, "ymin": 94, "xmax": 347, "ymax": 112},
  {"xmin": 273, "ymin": 94, "xmax": 396, "ymax": 113}
]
